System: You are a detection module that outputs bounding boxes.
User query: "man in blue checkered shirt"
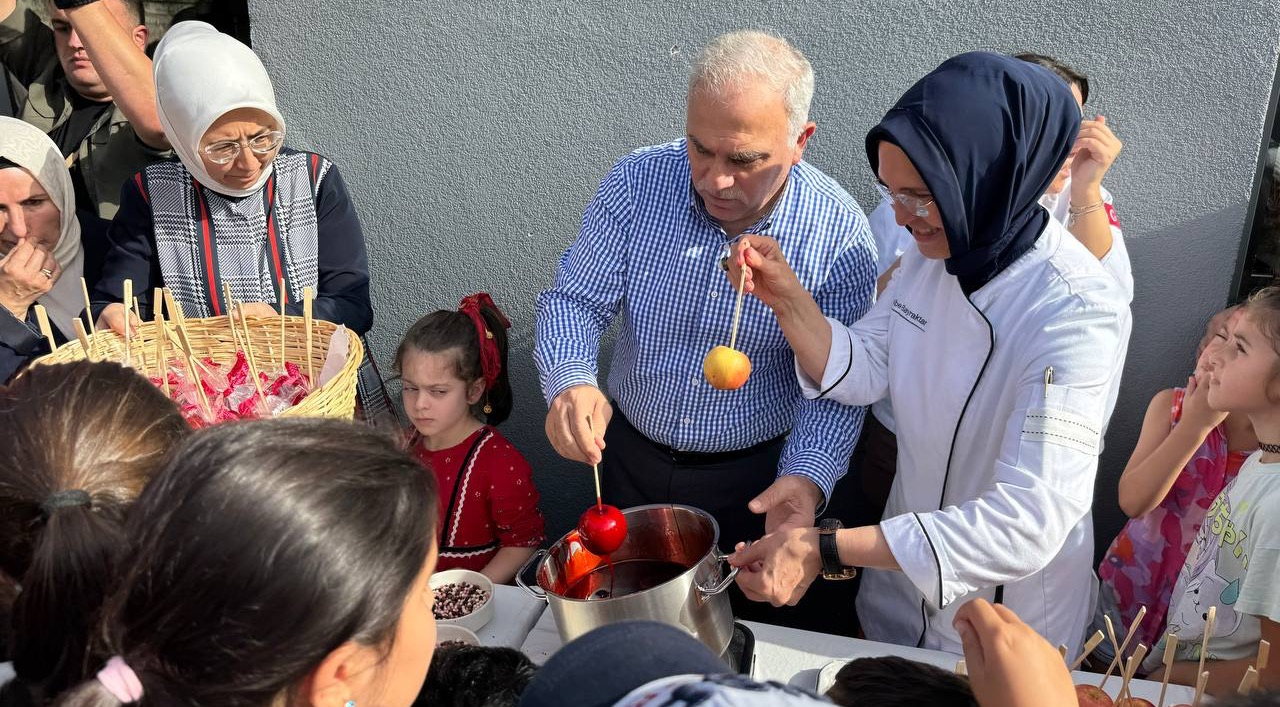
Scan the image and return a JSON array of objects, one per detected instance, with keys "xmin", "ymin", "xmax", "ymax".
[{"xmin": 534, "ymin": 30, "xmax": 877, "ymax": 628}]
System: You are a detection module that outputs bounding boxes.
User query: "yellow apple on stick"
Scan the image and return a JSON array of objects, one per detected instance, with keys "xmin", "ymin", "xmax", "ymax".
[{"xmin": 704, "ymin": 345, "xmax": 751, "ymax": 390}]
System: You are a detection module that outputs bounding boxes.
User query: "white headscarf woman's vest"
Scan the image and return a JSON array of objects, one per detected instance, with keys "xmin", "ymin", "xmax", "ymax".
[
  {"xmin": 152, "ymin": 22, "xmax": 287, "ymax": 198},
  {"xmin": 0, "ymin": 116, "xmax": 84, "ymax": 340}
]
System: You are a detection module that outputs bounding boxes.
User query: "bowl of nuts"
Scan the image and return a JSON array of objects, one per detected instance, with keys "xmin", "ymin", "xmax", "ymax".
[
  {"xmin": 429, "ymin": 568, "xmax": 495, "ymax": 632},
  {"xmin": 435, "ymin": 623, "xmax": 481, "ymax": 648}
]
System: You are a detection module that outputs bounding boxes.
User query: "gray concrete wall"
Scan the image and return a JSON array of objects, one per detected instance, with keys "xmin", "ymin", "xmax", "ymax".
[{"xmin": 246, "ymin": 0, "xmax": 1280, "ymax": 558}]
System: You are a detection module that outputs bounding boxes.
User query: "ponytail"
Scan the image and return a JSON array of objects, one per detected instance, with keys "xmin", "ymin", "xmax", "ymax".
[{"xmin": 0, "ymin": 362, "xmax": 188, "ymax": 705}]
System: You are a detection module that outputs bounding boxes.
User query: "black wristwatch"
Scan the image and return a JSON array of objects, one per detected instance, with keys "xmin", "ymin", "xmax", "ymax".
[{"xmin": 818, "ymin": 518, "xmax": 857, "ymax": 580}]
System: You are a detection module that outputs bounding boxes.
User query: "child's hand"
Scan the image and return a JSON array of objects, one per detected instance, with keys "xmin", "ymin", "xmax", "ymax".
[
  {"xmin": 1181, "ymin": 374, "xmax": 1227, "ymax": 433},
  {"xmin": 955, "ymin": 599, "xmax": 1076, "ymax": 707}
]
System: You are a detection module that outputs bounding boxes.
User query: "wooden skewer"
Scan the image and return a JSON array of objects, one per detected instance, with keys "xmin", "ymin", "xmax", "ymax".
[
  {"xmin": 1195, "ymin": 606, "xmax": 1216, "ymax": 691},
  {"xmin": 1258, "ymin": 639, "xmax": 1270, "ymax": 672},
  {"xmin": 1238, "ymin": 665, "xmax": 1259, "ymax": 695},
  {"xmin": 174, "ymin": 326, "xmax": 211, "ymax": 421},
  {"xmin": 1157, "ymin": 634, "xmax": 1178, "ymax": 707},
  {"xmin": 1058, "ymin": 644, "xmax": 1069, "ymax": 662},
  {"xmin": 587, "ymin": 416, "xmax": 602, "ymax": 508},
  {"xmin": 303, "ymin": 286, "xmax": 314, "ymax": 384},
  {"xmin": 123, "ymin": 279, "xmax": 132, "ymax": 366},
  {"xmin": 235, "ymin": 298, "xmax": 268, "ymax": 408},
  {"xmin": 1071, "ymin": 630, "xmax": 1106, "ymax": 671},
  {"xmin": 72, "ymin": 318, "xmax": 92, "ymax": 360},
  {"xmin": 162, "ymin": 288, "xmax": 185, "ymax": 326},
  {"xmin": 954, "ymin": 659, "xmax": 966, "ymax": 677},
  {"xmin": 156, "ymin": 305, "xmax": 170, "ymax": 396},
  {"xmin": 133, "ymin": 297, "xmax": 145, "ymax": 376},
  {"xmin": 79, "ymin": 277, "xmax": 96, "ymax": 336},
  {"xmin": 728, "ymin": 257, "xmax": 747, "ymax": 351},
  {"xmin": 279, "ymin": 277, "xmax": 287, "ymax": 370},
  {"xmin": 1191, "ymin": 670, "xmax": 1209, "ymax": 707},
  {"xmin": 32, "ymin": 304, "xmax": 54, "ymax": 350},
  {"xmin": 222, "ymin": 283, "xmax": 241, "ymax": 350},
  {"xmin": 1100, "ymin": 607, "xmax": 1147, "ymax": 689},
  {"xmin": 153, "ymin": 288, "xmax": 167, "ymax": 390},
  {"xmin": 1117, "ymin": 644, "xmax": 1148, "ymax": 704}
]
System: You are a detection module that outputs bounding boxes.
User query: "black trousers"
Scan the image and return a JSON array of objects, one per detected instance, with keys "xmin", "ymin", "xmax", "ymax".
[{"xmin": 602, "ymin": 406, "xmax": 861, "ymax": 636}]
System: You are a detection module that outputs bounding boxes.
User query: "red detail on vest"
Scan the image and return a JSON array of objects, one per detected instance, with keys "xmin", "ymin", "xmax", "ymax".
[
  {"xmin": 1105, "ymin": 202, "xmax": 1120, "ymax": 228},
  {"xmin": 194, "ymin": 178, "xmax": 221, "ymax": 316},
  {"xmin": 134, "ymin": 173, "xmax": 149, "ymax": 204}
]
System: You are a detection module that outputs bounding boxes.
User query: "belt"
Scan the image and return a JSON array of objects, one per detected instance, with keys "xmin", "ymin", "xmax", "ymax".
[{"xmin": 611, "ymin": 404, "xmax": 788, "ymax": 467}]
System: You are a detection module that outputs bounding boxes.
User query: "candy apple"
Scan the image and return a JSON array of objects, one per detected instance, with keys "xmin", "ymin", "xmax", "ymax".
[
  {"xmin": 577, "ymin": 504, "xmax": 627, "ymax": 555},
  {"xmin": 703, "ymin": 345, "xmax": 751, "ymax": 390}
]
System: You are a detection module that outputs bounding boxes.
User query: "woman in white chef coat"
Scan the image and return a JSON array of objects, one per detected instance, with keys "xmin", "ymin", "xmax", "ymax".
[{"xmin": 726, "ymin": 52, "xmax": 1131, "ymax": 655}]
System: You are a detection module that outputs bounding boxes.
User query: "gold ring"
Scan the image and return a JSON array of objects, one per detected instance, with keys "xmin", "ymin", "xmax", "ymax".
[{"xmin": 39, "ymin": 268, "xmax": 53, "ymax": 280}]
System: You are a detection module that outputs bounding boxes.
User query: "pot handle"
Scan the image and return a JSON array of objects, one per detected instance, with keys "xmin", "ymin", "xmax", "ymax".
[
  {"xmin": 515, "ymin": 549, "xmax": 548, "ymax": 602},
  {"xmin": 697, "ymin": 548, "xmax": 740, "ymax": 598}
]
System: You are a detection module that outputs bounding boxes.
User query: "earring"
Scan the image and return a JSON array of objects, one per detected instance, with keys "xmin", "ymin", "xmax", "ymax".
[
  {"xmin": 345, "ymin": 701, "xmax": 356, "ymax": 707},
  {"xmin": 483, "ymin": 403, "xmax": 493, "ymax": 414}
]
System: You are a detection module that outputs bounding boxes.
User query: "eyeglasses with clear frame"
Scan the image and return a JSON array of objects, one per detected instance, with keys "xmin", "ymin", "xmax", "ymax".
[
  {"xmin": 201, "ymin": 130, "xmax": 285, "ymax": 165},
  {"xmin": 875, "ymin": 182, "xmax": 935, "ymax": 219}
]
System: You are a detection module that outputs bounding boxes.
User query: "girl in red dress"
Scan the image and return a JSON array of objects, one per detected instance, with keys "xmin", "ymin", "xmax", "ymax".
[{"xmin": 395, "ymin": 293, "xmax": 545, "ymax": 583}]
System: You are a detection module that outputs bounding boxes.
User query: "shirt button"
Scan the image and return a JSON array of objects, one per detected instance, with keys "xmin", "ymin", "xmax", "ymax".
[
  {"xmin": 691, "ymin": 377, "xmax": 699, "ymax": 386},
  {"xmin": 709, "ymin": 290, "xmax": 719, "ymax": 298},
  {"xmin": 682, "ymin": 417, "xmax": 693, "ymax": 425}
]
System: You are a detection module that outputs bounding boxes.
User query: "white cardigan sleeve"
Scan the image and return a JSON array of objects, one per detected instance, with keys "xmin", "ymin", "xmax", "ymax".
[
  {"xmin": 880, "ymin": 299, "xmax": 1124, "ymax": 609},
  {"xmin": 795, "ymin": 284, "xmax": 894, "ymax": 407}
]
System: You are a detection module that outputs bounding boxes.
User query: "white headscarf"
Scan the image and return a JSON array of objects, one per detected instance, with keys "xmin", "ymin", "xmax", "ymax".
[
  {"xmin": 152, "ymin": 22, "xmax": 287, "ymax": 198},
  {"xmin": 0, "ymin": 116, "xmax": 84, "ymax": 340}
]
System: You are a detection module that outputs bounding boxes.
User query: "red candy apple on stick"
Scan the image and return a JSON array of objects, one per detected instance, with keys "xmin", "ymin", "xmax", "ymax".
[{"xmin": 576, "ymin": 417, "xmax": 627, "ymax": 556}]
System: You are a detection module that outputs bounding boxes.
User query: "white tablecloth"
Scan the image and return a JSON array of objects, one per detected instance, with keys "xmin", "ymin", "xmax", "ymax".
[
  {"xmin": 521, "ymin": 612, "xmax": 1198, "ymax": 704},
  {"xmin": 477, "ymin": 584, "xmax": 548, "ymax": 649}
]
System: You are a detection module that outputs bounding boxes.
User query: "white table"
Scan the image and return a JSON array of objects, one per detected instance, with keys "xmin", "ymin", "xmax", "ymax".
[
  {"xmin": 476, "ymin": 584, "xmax": 547, "ymax": 649},
  {"xmin": 521, "ymin": 611, "xmax": 1198, "ymax": 704}
]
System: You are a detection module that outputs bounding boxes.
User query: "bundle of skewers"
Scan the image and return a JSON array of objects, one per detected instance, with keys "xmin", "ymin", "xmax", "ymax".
[
  {"xmin": 31, "ymin": 280, "xmax": 363, "ymax": 425},
  {"xmin": 1059, "ymin": 604, "xmax": 1268, "ymax": 706}
]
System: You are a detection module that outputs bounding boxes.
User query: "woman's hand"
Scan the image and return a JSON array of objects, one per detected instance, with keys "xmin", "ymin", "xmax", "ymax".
[
  {"xmin": 727, "ymin": 236, "xmax": 806, "ymax": 313},
  {"xmin": 231, "ymin": 301, "xmax": 278, "ymax": 321},
  {"xmin": 97, "ymin": 302, "xmax": 143, "ymax": 337},
  {"xmin": 1069, "ymin": 116, "xmax": 1122, "ymax": 198},
  {"xmin": 0, "ymin": 239, "xmax": 58, "ymax": 318}
]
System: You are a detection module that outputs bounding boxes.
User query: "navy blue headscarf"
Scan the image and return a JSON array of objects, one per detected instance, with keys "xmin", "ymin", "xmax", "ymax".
[{"xmin": 866, "ymin": 52, "xmax": 1080, "ymax": 294}]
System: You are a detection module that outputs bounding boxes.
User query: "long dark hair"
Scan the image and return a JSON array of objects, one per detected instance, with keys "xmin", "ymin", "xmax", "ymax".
[
  {"xmin": 55, "ymin": 418, "xmax": 438, "ymax": 707},
  {"xmin": 394, "ymin": 295, "xmax": 514, "ymax": 426},
  {"xmin": 0, "ymin": 362, "xmax": 189, "ymax": 707}
]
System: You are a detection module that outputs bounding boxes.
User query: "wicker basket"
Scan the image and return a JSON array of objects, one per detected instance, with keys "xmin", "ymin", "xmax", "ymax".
[{"xmin": 32, "ymin": 315, "xmax": 363, "ymax": 420}]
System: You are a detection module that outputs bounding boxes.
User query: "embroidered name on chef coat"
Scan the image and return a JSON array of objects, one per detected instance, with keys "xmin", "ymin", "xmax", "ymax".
[{"xmin": 892, "ymin": 299, "xmax": 928, "ymax": 331}]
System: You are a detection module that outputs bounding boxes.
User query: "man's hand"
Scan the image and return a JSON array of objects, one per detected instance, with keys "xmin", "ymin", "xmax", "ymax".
[
  {"xmin": 749, "ymin": 474, "xmax": 822, "ymax": 534},
  {"xmin": 727, "ymin": 526, "xmax": 821, "ymax": 606},
  {"xmin": 1069, "ymin": 115, "xmax": 1122, "ymax": 199},
  {"xmin": 0, "ymin": 239, "xmax": 58, "ymax": 318},
  {"xmin": 954, "ymin": 599, "xmax": 1076, "ymax": 707},
  {"xmin": 545, "ymin": 384, "xmax": 611, "ymax": 465},
  {"xmin": 97, "ymin": 302, "xmax": 142, "ymax": 338}
]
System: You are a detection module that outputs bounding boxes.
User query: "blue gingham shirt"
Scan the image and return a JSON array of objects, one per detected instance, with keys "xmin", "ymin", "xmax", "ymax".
[{"xmin": 534, "ymin": 140, "xmax": 876, "ymax": 500}]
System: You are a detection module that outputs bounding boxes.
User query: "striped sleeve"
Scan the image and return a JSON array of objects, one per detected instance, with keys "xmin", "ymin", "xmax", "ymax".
[
  {"xmin": 776, "ymin": 214, "xmax": 878, "ymax": 504},
  {"xmin": 534, "ymin": 161, "xmax": 633, "ymax": 405}
]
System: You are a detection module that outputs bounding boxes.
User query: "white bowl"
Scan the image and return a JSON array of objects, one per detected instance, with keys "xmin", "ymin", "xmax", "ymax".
[
  {"xmin": 429, "ymin": 568, "xmax": 495, "ymax": 632},
  {"xmin": 435, "ymin": 624, "xmax": 481, "ymax": 647}
]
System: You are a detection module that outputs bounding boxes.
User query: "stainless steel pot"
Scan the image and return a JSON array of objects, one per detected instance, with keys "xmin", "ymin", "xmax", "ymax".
[{"xmin": 517, "ymin": 504, "xmax": 738, "ymax": 654}]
